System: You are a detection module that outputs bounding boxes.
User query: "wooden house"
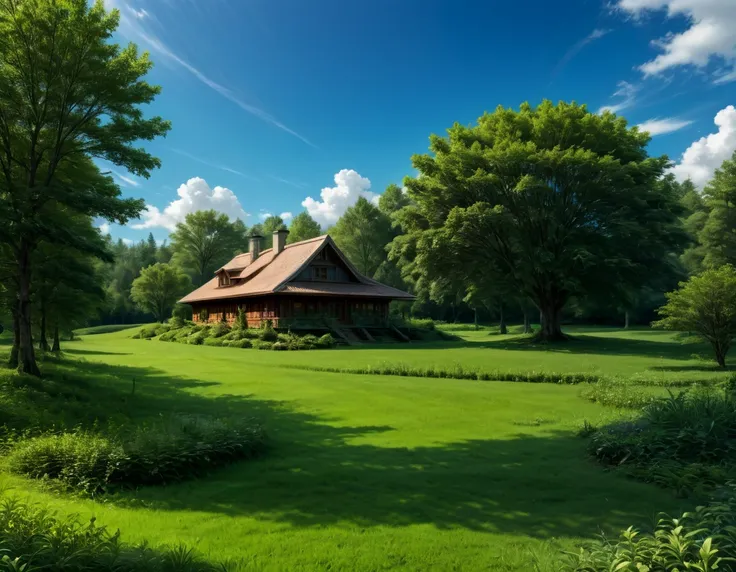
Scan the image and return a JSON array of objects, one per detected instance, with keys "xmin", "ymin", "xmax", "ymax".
[{"xmin": 179, "ymin": 230, "xmax": 414, "ymax": 340}]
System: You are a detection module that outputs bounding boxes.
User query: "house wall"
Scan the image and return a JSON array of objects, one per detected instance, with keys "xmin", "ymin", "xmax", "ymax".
[{"xmin": 190, "ymin": 296, "xmax": 390, "ymax": 328}]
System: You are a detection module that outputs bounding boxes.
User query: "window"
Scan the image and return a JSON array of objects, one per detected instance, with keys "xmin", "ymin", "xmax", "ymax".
[
  {"xmin": 313, "ymin": 266, "xmax": 328, "ymax": 281},
  {"xmin": 218, "ymin": 272, "xmax": 231, "ymax": 287}
]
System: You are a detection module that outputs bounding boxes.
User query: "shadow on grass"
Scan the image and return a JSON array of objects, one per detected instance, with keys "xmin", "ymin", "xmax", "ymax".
[
  {"xmin": 0, "ymin": 351, "xmax": 685, "ymax": 540},
  {"xmin": 64, "ymin": 348, "xmax": 133, "ymax": 357},
  {"xmin": 649, "ymin": 364, "xmax": 724, "ymax": 372}
]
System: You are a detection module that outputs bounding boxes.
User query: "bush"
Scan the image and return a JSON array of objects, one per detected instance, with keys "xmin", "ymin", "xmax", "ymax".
[
  {"xmin": 272, "ymin": 341, "xmax": 288, "ymax": 351},
  {"xmin": 172, "ymin": 303, "xmax": 193, "ymax": 322},
  {"xmin": 230, "ymin": 338, "xmax": 253, "ymax": 349},
  {"xmin": 406, "ymin": 318, "xmax": 435, "ymax": 331},
  {"xmin": 203, "ymin": 337, "xmax": 224, "ymax": 347},
  {"xmin": 0, "ymin": 493, "xmax": 223, "ymax": 571},
  {"xmin": 132, "ymin": 324, "xmax": 158, "ymax": 339},
  {"xmin": 235, "ymin": 307, "xmax": 248, "ymax": 331},
  {"xmin": 259, "ymin": 320, "xmax": 278, "ymax": 342},
  {"xmin": 187, "ymin": 332, "xmax": 206, "ymax": 345},
  {"xmin": 154, "ymin": 323, "xmax": 171, "ymax": 336},
  {"xmin": 209, "ymin": 322, "xmax": 230, "ymax": 338},
  {"xmin": 7, "ymin": 416, "xmax": 267, "ymax": 494},
  {"xmin": 168, "ymin": 315, "xmax": 186, "ymax": 329},
  {"xmin": 316, "ymin": 333, "xmax": 335, "ymax": 348},
  {"xmin": 587, "ymin": 390, "xmax": 736, "ymax": 495},
  {"xmin": 251, "ymin": 340, "xmax": 273, "ymax": 351},
  {"xmin": 561, "ymin": 487, "xmax": 736, "ymax": 571},
  {"xmin": 579, "ymin": 380, "xmax": 661, "ymax": 409}
]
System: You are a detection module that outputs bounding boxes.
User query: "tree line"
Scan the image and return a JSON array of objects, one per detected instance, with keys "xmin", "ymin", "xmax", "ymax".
[{"xmin": 2, "ymin": 0, "xmax": 736, "ymax": 377}]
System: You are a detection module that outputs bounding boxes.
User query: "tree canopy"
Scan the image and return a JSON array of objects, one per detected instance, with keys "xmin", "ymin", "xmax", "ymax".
[
  {"xmin": 287, "ymin": 212, "xmax": 322, "ymax": 244},
  {"xmin": 131, "ymin": 263, "xmax": 191, "ymax": 322}
]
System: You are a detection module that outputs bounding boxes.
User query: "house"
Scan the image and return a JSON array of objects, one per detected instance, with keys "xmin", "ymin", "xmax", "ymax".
[{"xmin": 179, "ymin": 230, "xmax": 414, "ymax": 340}]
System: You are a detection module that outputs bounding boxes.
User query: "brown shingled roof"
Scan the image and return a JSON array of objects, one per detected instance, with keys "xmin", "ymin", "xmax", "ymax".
[{"xmin": 179, "ymin": 235, "xmax": 414, "ymax": 304}]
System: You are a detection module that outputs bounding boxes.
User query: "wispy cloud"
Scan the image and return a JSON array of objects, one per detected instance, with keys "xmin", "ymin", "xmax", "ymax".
[
  {"xmin": 714, "ymin": 69, "xmax": 736, "ymax": 85},
  {"xmin": 551, "ymin": 28, "xmax": 612, "ymax": 80},
  {"xmin": 111, "ymin": 170, "xmax": 140, "ymax": 187},
  {"xmin": 636, "ymin": 117, "xmax": 694, "ymax": 136},
  {"xmin": 598, "ymin": 80, "xmax": 639, "ymax": 114},
  {"xmin": 270, "ymin": 175, "xmax": 308, "ymax": 189},
  {"xmin": 104, "ymin": 0, "xmax": 314, "ymax": 147},
  {"xmin": 170, "ymin": 148, "xmax": 257, "ymax": 180}
]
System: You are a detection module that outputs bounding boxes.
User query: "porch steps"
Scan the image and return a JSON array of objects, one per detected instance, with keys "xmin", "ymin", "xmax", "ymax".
[
  {"xmin": 331, "ymin": 327, "xmax": 362, "ymax": 346},
  {"xmin": 390, "ymin": 325, "xmax": 411, "ymax": 343},
  {"xmin": 359, "ymin": 328, "xmax": 375, "ymax": 342}
]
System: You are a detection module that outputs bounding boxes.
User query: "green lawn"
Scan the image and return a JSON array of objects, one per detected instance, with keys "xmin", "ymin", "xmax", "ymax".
[{"xmin": 0, "ymin": 327, "xmax": 718, "ymax": 570}]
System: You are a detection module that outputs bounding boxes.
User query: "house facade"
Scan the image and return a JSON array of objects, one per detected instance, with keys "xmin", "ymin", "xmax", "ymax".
[{"xmin": 179, "ymin": 230, "xmax": 414, "ymax": 332}]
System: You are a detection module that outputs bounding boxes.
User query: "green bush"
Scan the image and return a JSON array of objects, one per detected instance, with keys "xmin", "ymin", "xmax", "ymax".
[
  {"xmin": 203, "ymin": 337, "xmax": 224, "ymax": 347},
  {"xmin": 230, "ymin": 338, "xmax": 253, "ymax": 349},
  {"xmin": 7, "ymin": 415, "xmax": 267, "ymax": 494},
  {"xmin": 406, "ymin": 318, "xmax": 435, "ymax": 331},
  {"xmin": 187, "ymin": 332, "xmax": 205, "ymax": 345},
  {"xmin": 561, "ymin": 487, "xmax": 736, "ymax": 571},
  {"xmin": 168, "ymin": 315, "xmax": 186, "ymax": 329},
  {"xmin": 259, "ymin": 321, "xmax": 278, "ymax": 342},
  {"xmin": 272, "ymin": 341, "xmax": 288, "ymax": 351},
  {"xmin": 154, "ymin": 323, "xmax": 171, "ymax": 336},
  {"xmin": 209, "ymin": 322, "xmax": 230, "ymax": 338},
  {"xmin": 587, "ymin": 390, "xmax": 736, "ymax": 494},
  {"xmin": 579, "ymin": 380, "xmax": 661, "ymax": 409},
  {"xmin": 132, "ymin": 324, "xmax": 158, "ymax": 339},
  {"xmin": 235, "ymin": 307, "xmax": 248, "ymax": 331},
  {"xmin": 0, "ymin": 493, "xmax": 223, "ymax": 571},
  {"xmin": 251, "ymin": 340, "xmax": 273, "ymax": 351},
  {"xmin": 317, "ymin": 333, "xmax": 335, "ymax": 348}
]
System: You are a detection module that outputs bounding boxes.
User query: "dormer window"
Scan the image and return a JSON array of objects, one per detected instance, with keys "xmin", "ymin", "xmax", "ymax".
[
  {"xmin": 313, "ymin": 266, "xmax": 328, "ymax": 281},
  {"xmin": 218, "ymin": 272, "xmax": 232, "ymax": 287}
]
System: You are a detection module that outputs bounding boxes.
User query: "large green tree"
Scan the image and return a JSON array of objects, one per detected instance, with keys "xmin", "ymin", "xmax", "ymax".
[
  {"xmin": 395, "ymin": 101, "xmax": 687, "ymax": 340},
  {"xmin": 170, "ymin": 210, "xmax": 242, "ymax": 286},
  {"xmin": 261, "ymin": 215, "xmax": 288, "ymax": 249},
  {"xmin": 0, "ymin": 0, "xmax": 169, "ymax": 375},
  {"xmin": 287, "ymin": 212, "xmax": 322, "ymax": 244},
  {"xmin": 331, "ymin": 197, "xmax": 393, "ymax": 278},
  {"xmin": 131, "ymin": 263, "xmax": 191, "ymax": 322}
]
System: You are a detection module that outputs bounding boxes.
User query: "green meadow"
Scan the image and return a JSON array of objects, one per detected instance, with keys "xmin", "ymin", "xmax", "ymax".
[{"xmin": 0, "ymin": 326, "xmax": 723, "ymax": 570}]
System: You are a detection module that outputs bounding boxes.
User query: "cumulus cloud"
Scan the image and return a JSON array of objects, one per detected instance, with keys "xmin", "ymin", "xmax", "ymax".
[
  {"xmin": 98, "ymin": 222, "xmax": 111, "ymax": 235},
  {"xmin": 121, "ymin": 238, "xmax": 134, "ymax": 246},
  {"xmin": 671, "ymin": 105, "xmax": 736, "ymax": 188},
  {"xmin": 637, "ymin": 117, "xmax": 693, "ymax": 136},
  {"xmin": 133, "ymin": 177, "xmax": 248, "ymax": 231},
  {"xmin": 302, "ymin": 169, "xmax": 379, "ymax": 227},
  {"xmin": 617, "ymin": 0, "xmax": 736, "ymax": 80},
  {"xmin": 280, "ymin": 212, "xmax": 293, "ymax": 221},
  {"xmin": 599, "ymin": 81, "xmax": 638, "ymax": 114}
]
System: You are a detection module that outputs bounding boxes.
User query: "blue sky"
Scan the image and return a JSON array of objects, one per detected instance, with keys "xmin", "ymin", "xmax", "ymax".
[{"xmin": 100, "ymin": 0, "xmax": 736, "ymax": 244}]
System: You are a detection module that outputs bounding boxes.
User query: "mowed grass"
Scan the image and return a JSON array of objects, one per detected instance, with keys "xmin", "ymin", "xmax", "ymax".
[{"xmin": 0, "ymin": 327, "xmax": 714, "ymax": 570}]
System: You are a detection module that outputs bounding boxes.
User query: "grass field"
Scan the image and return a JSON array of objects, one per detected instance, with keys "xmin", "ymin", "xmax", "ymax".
[{"xmin": 0, "ymin": 326, "xmax": 723, "ymax": 570}]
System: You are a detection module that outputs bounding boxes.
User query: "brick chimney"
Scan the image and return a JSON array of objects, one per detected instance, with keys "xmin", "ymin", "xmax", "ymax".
[
  {"xmin": 273, "ymin": 229, "xmax": 289, "ymax": 255},
  {"xmin": 249, "ymin": 234, "xmax": 262, "ymax": 261}
]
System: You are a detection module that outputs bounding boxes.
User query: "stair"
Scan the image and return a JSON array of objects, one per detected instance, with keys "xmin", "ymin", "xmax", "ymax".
[
  {"xmin": 331, "ymin": 327, "xmax": 362, "ymax": 346},
  {"xmin": 390, "ymin": 325, "xmax": 411, "ymax": 343}
]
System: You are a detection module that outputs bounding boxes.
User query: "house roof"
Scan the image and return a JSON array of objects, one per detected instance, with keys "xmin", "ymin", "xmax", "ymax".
[{"xmin": 179, "ymin": 234, "xmax": 415, "ymax": 304}]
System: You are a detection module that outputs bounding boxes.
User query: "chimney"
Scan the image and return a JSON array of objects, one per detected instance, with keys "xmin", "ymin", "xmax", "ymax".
[
  {"xmin": 273, "ymin": 228, "xmax": 289, "ymax": 255},
  {"xmin": 249, "ymin": 234, "xmax": 263, "ymax": 261}
]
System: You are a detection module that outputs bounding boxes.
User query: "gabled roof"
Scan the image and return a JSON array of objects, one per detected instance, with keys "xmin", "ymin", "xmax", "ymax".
[{"xmin": 179, "ymin": 234, "xmax": 414, "ymax": 304}]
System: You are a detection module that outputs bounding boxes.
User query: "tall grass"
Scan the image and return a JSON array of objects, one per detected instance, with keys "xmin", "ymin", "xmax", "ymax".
[
  {"xmin": 7, "ymin": 415, "xmax": 267, "ymax": 494},
  {"xmin": 0, "ymin": 492, "xmax": 226, "ymax": 571}
]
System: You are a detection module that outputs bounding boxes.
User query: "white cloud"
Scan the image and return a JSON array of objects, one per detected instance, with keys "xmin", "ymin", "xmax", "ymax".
[
  {"xmin": 280, "ymin": 212, "xmax": 293, "ymax": 221},
  {"xmin": 99, "ymin": 223, "xmax": 111, "ymax": 235},
  {"xmin": 714, "ymin": 69, "xmax": 736, "ymax": 85},
  {"xmin": 133, "ymin": 177, "xmax": 248, "ymax": 231},
  {"xmin": 125, "ymin": 5, "xmax": 148, "ymax": 19},
  {"xmin": 617, "ymin": 0, "xmax": 736, "ymax": 80},
  {"xmin": 103, "ymin": 0, "xmax": 313, "ymax": 147},
  {"xmin": 170, "ymin": 149, "xmax": 255, "ymax": 180},
  {"xmin": 671, "ymin": 105, "xmax": 736, "ymax": 188},
  {"xmin": 599, "ymin": 81, "xmax": 638, "ymax": 114},
  {"xmin": 122, "ymin": 238, "xmax": 134, "ymax": 246},
  {"xmin": 552, "ymin": 28, "xmax": 611, "ymax": 78},
  {"xmin": 636, "ymin": 117, "xmax": 693, "ymax": 135},
  {"xmin": 258, "ymin": 211, "xmax": 272, "ymax": 221},
  {"xmin": 111, "ymin": 170, "xmax": 140, "ymax": 187},
  {"xmin": 302, "ymin": 169, "xmax": 379, "ymax": 227}
]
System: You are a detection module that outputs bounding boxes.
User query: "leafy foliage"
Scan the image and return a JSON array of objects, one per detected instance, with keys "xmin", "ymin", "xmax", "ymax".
[
  {"xmin": 654, "ymin": 265, "xmax": 736, "ymax": 367},
  {"xmin": 7, "ymin": 415, "xmax": 267, "ymax": 494},
  {"xmin": 131, "ymin": 264, "xmax": 191, "ymax": 322},
  {"xmin": 287, "ymin": 212, "xmax": 322, "ymax": 244}
]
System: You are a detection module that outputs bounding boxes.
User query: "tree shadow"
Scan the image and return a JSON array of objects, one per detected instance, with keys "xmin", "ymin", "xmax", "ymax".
[
  {"xmin": 19, "ymin": 356, "xmax": 686, "ymax": 541},
  {"xmin": 64, "ymin": 348, "xmax": 132, "ymax": 356},
  {"xmin": 650, "ymin": 364, "xmax": 723, "ymax": 372}
]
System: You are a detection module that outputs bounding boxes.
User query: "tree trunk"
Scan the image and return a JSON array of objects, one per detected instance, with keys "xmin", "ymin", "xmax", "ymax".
[
  {"xmin": 522, "ymin": 310, "xmax": 530, "ymax": 334},
  {"xmin": 474, "ymin": 307, "xmax": 478, "ymax": 330},
  {"xmin": 624, "ymin": 310, "xmax": 630, "ymax": 330},
  {"xmin": 8, "ymin": 309, "xmax": 20, "ymax": 368},
  {"xmin": 38, "ymin": 304, "xmax": 49, "ymax": 351},
  {"xmin": 536, "ymin": 300, "xmax": 566, "ymax": 342},
  {"xmin": 51, "ymin": 325, "xmax": 60, "ymax": 352},
  {"xmin": 498, "ymin": 302, "xmax": 507, "ymax": 335},
  {"xmin": 17, "ymin": 240, "xmax": 40, "ymax": 376}
]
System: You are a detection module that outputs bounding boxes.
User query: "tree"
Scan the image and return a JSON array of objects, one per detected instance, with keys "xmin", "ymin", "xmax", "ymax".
[
  {"xmin": 131, "ymin": 263, "xmax": 191, "ymax": 322},
  {"xmin": 0, "ymin": 0, "xmax": 170, "ymax": 375},
  {"xmin": 170, "ymin": 210, "xmax": 242, "ymax": 286},
  {"xmin": 378, "ymin": 184, "xmax": 411, "ymax": 217},
  {"xmin": 653, "ymin": 265, "xmax": 736, "ymax": 368},
  {"xmin": 261, "ymin": 215, "xmax": 287, "ymax": 249},
  {"xmin": 696, "ymin": 151, "xmax": 736, "ymax": 270},
  {"xmin": 331, "ymin": 197, "xmax": 393, "ymax": 277},
  {"xmin": 397, "ymin": 100, "xmax": 687, "ymax": 341},
  {"xmin": 287, "ymin": 212, "xmax": 322, "ymax": 244}
]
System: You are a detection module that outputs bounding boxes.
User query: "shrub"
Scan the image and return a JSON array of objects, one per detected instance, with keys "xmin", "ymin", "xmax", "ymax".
[
  {"xmin": 187, "ymin": 332, "xmax": 205, "ymax": 345},
  {"xmin": 587, "ymin": 390, "xmax": 736, "ymax": 494},
  {"xmin": 316, "ymin": 333, "xmax": 335, "ymax": 348},
  {"xmin": 7, "ymin": 416, "xmax": 267, "ymax": 494},
  {"xmin": 158, "ymin": 331, "xmax": 175, "ymax": 342},
  {"xmin": 154, "ymin": 323, "xmax": 171, "ymax": 336},
  {"xmin": 259, "ymin": 320, "xmax": 278, "ymax": 342},
  {"xmin": 272, "ymin": 341, "xmax": 288, "ymax": 351},
  {"xmin": 407, "ymin": 318, "xmax": 435, "ymax": 331},
  {"xmin": 172, "ymin": 303, "xmax": 193, "ymax": 322},
  {"xmin": 561, "ymin": 487, "xmax": 736, "ymax": 571},
  {"xmin": 168, "ymin": 315, "xmax": 186, "ymax": 329},
  {"xmin": 579, "ymin": 380, "xmax": 661, "ymax": 409},
  {"xmin": 230, "ymin": 338, "xmax": 253, "ymax": 349},
  {"xmin": 251, "ymin": 340, "xmax": 273, "ymax": 351},
  {"xmin": 203, "ymin": 337, "xmax": 224, "ymax": 347},
  {"xmin": 235, "ymin": 307, "xmax": 248, "ymax": 331},
  {"xmin": 0, "ymin": 493, "xmax": 223, "ymax": 571},
  {"xmin": 132, "ymin": 324, "xmax": 158, "ymax": 339},
  {"xmin": 209, "ymin": 322, "xmax": 230, "ymax": 338}
]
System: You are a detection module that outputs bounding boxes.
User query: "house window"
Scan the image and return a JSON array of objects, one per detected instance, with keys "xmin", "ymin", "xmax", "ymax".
[
  {"xmin": 313, "ymin": 266, "xmax": 328, "ymax": 281},
  {"xmin": 219, "ymin": 273, "xmax": 231, "ymax": 287}
]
